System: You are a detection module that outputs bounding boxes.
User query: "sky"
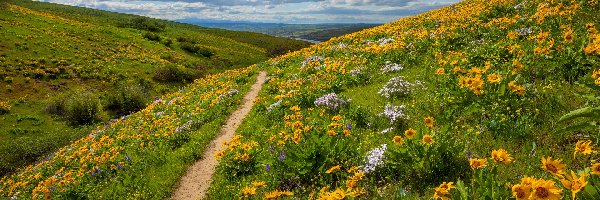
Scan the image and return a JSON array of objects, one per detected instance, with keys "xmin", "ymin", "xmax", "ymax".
[{"xmin": 37, "ymin": 0, "xmax": 462, "ymax": 24}]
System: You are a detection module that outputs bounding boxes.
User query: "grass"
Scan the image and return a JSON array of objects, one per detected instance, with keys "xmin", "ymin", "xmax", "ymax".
[{"xmin": 0, "ymin": 0, "xmax": 310, "ymax": 176}]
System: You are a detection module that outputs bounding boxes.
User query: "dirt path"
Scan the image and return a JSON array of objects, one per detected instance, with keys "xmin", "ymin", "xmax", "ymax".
[{"xmin": 171, "ymin": 71, "xmax": 266, "ymax": 200}]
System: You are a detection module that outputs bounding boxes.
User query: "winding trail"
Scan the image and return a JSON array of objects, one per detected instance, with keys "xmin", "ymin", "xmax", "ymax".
[{"xmin": 172, "ymin": 71, "xmax": 267, "ymax": 200}]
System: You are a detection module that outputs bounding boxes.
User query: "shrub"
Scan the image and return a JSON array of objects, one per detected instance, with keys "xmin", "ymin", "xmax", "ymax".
[
  {"xmin": 180, "ymin": 42, "xmax": 214, "ymax": 58},
  {"xmin": 45, "ymin": 91, "xmax": 102, "ymax": 125},
  {"xmin": 152, "ymin": 64, "xmax": 196, "ymax": 82},
  {"xmin": 143, "ymin": 32, "xmax": 161, "ymax": 41},
  {"xmin": 0, "ymin": 101, "xmax": 10, "ymax": 115},
  {"xmin": 161, "ymin": 38, "xmax": 173, "ymax": 47},
  {"xmin": 106, "ymin": 83, "xmax": 149, "ymax": 116},
  {"xmin": 123, "ymin": 17, "xmax": 165, "ymax": 32}
]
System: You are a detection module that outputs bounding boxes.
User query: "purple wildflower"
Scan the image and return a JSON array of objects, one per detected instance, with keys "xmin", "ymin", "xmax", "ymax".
[
  {"xmin": 314, "ymin": 93, "xmax": 347, "ymax": 110},
  {"xmin": 279, "ymin": 150, "xmax": 285, "ymax": 162},
  {"xmin": 346, "ymin": 123, "xmax": 353, "ymax": 130},
  {"xmin": 378, "ymin": 76, "xmax": 414, "ymax": 98},
  {"xmin": 380, "ymin": 61, "xmax": 403, "ymax": 73},
  {"xmin": 269, "ymin": 145, "xmax": 275, "ymax": 154},
  {"xmin": 266, "ymin": 164, "xmax": 271, "ymax": 172},
  {"xmin": 362, "ymin": 144, "xmax": 387, "ymax": 173},
  {"xmin": 91, "ymin": 167, "xmax": 101, "ymax": 176},
  {"xmin": 379, "ymin": 104, "xmax": 409, "ymax": 125}
]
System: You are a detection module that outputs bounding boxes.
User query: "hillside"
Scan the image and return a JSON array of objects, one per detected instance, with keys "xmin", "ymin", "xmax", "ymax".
[
  {"xmin": 0, "ymin": 0, "xmax": 310, "ymax": 176},
  {"xmin": 3, "ymin": 0, "xmax": 600, "ymax": 199}
]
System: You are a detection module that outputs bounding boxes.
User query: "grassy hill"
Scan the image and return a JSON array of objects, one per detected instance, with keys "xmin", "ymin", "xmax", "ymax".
[
  {"xmin": 0, "ymin": 0, "xmax": 310, "ymax": 176},
  {"xmin": 2, "ymin": 0, "xmax": 600, "ymax": 199}
]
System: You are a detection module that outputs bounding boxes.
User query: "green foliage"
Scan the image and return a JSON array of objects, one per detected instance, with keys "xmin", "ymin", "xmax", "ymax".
[
  {"xmin": 143, "ymin": 32, "xmax": 161, "ymax": 41},
  {"xmin": 152, "ymin": 64, "xmax": 197, "ymax": 82},
  {"xmin": 45, "ymin": 91, "xmax": 103, "ymax": 125},
  {"xmin": 386, "ymin": 125, "xmax": 469, "ymax": 192},
  {"xmin": 122, "ymin": 17, "xmax": 165, "ymax": 32},
  {"xmin": 106, "ymin": 83, "xmax": 150, "ymax": 116},
  {"xmin": 179, "ymin": 42, "xmax": 214, "ymax": 58}
]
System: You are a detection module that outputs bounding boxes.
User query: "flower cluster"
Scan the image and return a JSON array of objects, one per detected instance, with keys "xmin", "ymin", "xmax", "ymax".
[
  {"xmin": 380, "ymin": 61, "xmax": 403, "ymax": 73},
  {"xmin": 592, "ymin": 69, "xmax": 600, "ymax": 85},
  {"xmin": 379, "ymin": 104, "xmax": 409, "ymax": 125},
  {"xmin": 378, "ymin": 76, "xmax": 414, "ymax": 98},
  {"xmin": 314, "ymin": 93, "xmax": 348, "ymax": 110},
  {"xmin": 362, "ymin": 144, "xmax": 387, "ymax": 173},
  {"xmin": 301, "ymin": 55, "xmax": 324, "ymax": 68},
  {"xmin": 350, "ymin": 66, "xmax": 365, "ymax": 76}
]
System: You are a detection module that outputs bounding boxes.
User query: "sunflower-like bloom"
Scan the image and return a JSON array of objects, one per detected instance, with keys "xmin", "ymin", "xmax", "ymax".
[
  {"xmin": 422, "ymin": 134, "xmax": 434, "ymax": 145},
  {"xmin": 512, "ymin": 183, "xmax": 531, "ymax": 200},
  {"xmin": 424, "ymin": 116, "xmax": 435, "ymax": 129},
  {"xmin": 542, "ymin": 157, "xmax": 566, "ymax": 177},
  {"xmin": 529, "ymin": 179, "xmax": 562, "ymax": 200},
  {"xmin": 404, "ymin": 128, "xmax": 416, "ymax": 139},
  {"xmin": 560, "ymin": 171, "xmax": 588, "ymax": 200},
  {"xmin": 435, "ymin": 68, "xmax": 446, "ymax": 75},
  {"xmin": 469, "ymin": 158, "xmax": 487, "ymax": 170},
  {"xmin": 242, "ymin": 186, "xmax": 257, "ymax": 196},
  {"xmin": 433, "ymin": 182, "xmax": 455, "ymax": 200},
  {"xmin": 491, "ymin": 148, "xmax": 513, "ymax": 164},
  {"xmin": 591, "ymin": 163, "xmax": 600, "ymax": 176},
  {"xmin": 486, "ymin": 74, "xmax": 502, "ymax": 83},
  {"xmin": 574, "ymin": 140, "xmax": 594, "ymax": 158},
  {"xmin": 392, "ymin": 136, "xmax": 404, "ymax": 145}
]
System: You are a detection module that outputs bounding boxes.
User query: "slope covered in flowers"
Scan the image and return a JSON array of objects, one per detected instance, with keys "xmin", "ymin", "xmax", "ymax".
[
  {"xmin": 207, "ymin": 0, "xmax": 600, "ymax": 199},
  {"xmin": 0, "ymin": 67, "xmax": 257, "ymax": 199}
]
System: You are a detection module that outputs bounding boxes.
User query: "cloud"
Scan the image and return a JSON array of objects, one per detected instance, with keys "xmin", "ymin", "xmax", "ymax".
[{"xmin": 36, "ymin": 0, "xmax": 461, "ymax": 23}]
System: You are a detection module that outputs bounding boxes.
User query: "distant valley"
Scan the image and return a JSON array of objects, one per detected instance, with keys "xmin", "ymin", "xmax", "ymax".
[{"xmin": 176, "ymin": 19, "xmax": 380, "ymax": 43}]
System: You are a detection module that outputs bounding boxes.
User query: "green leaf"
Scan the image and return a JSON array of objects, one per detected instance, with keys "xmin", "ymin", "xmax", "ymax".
[
  {"xmin": 555, "ymin": 121, "xmax": 598, "ymax": 134},
  {"xmin": 558, "ymin": 107, "xmax": 600, "ymax": 122}
]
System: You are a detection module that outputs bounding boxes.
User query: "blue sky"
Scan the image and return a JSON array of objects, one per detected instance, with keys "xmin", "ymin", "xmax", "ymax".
[{"xmin": 38, "ymin": 0, "xmax": 461, "ymax": 24}]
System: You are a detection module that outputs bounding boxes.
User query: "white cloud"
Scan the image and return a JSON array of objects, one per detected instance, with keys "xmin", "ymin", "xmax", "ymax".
[{"xmin": 37, "ymin": 0, "xmax": 460, "ymax": 23}]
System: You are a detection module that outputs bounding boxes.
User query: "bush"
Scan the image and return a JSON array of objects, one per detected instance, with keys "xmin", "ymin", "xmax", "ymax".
[
  {"xmin": 106, "ymin": 83, "xmax": 149, "ymax": 116},
  {"xmin": 161, "ymin": 38, "xmax": 174, "ymax": 47},
  {"xmin": 45, "ymin": 91, "xmax": 102, "ymax": 125},
  {"xmin": 152, "ymin": 64, "xmax": 197, "ymax": 82},
  {"xmin": 123, "ymin": 17, "xmax": 165, "ymax": 32},
  {"xmin": 179, "ymin": 42, "xmax": 214, "ymax": 58},
  {"xmin": 143, "ymin": 32, "xmax": 161, "ymax": 41}
]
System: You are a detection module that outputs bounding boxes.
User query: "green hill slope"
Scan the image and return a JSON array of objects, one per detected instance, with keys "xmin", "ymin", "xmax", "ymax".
[
  {"xmin": 0, "ymin": 0, "xmax": 309, "ymax": 176},
  {"xmin": 3, "ymin": 0, "xmax": 600, "ymax": 199}
]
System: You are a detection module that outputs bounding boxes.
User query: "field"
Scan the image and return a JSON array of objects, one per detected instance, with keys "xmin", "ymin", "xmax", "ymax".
[
  {"xmin": 0, "ymin": 0, "xmax": 310, "ymax": 176},
  {"xmin": 3, "ymin": 0, "xmax": 600, "ymax": 199}
]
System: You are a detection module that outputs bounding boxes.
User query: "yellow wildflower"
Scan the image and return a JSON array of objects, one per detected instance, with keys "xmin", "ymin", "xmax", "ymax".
[
  {"xmin": 424, "ymin": 116, "xmax": 435, "ymax": 129},
  {"xmin": 560, "ymin": 171, "xmax": 587, "ymax": 200},
  {"xmin": 591, "ymin": 163, "xmax": 600, "ymax": 176},
  {"xmin": 422, "ymin": 134, "xmax": 434, "ymax": 145},
  {"xmin": 435, "ymin": 68, "xmax": 446, "ymax": 75},
  {"xmin": 529, "ymin": 178, "xmax": 562, "ymax": 200},
  {"xmin": 404, "ymin": 128, "xmax": 417, "ymax": 139},
  {"xmin": 574, "ymin": 140, "xmax": 594, "ymax": 158},
  {"xmin": 491, "ymin": 148, "xmax": 513, "ymax": 164},
  {"xmin": 542, "ymin": 157, "xmax": 566, "ymax": 177},
  {"xmin": 326, "ymin": 165, "xmax": 341, "ymax": 174},
  {"xmin": 393, "ymin": 136, "xmax": 404, "ymax": 145},
  {"xmin": 469, "ymin": 158, "xmax": 487, "ymax": 170}
]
